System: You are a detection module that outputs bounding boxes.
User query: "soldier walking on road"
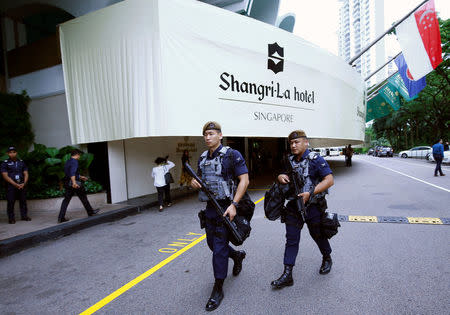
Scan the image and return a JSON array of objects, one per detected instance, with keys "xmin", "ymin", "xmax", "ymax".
[
  {"xmin": 271, "ymin": 130, "xmax": 335, "ymax": 289},
  {"xmin": 1, "ymin": 146, "xmax": 31, "ymax": 224},
  {"xmin": 190, "ymin": 121, "xmax": 249, "ymax": 311}
]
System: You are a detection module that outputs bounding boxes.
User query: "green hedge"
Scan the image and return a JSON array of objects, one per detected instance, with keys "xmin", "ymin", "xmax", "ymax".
[{"xmin": 1, "ymin": 144, "xmax": 103, "ymax": 200}]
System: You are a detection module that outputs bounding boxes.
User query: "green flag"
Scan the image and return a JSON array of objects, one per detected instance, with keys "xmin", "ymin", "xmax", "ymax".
[
  {"xmin": 388, "ymin": 73, "xmax": 417, "ymax": 102},
  {"xmin": 379, "ymin": 82, "xmax": 401, "ymax": 111},
  {"xmin": 366, "ymin": 93, "xmax": 392, "ymax": 122}
]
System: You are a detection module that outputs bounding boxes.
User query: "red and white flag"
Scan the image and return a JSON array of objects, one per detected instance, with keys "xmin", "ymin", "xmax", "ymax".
[{"xmin": 395, "ymin": 0, "xmax": 442, "ymax": 80}]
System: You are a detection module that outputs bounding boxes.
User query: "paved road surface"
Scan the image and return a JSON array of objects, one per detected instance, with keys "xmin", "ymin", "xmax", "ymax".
[{"xmin": 1, "ymin": 155, "xmax": 449, "ymax": 314}]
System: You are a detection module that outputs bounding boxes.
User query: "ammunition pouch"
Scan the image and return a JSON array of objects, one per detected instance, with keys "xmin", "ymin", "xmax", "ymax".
[
  {"xmin": 321, "ymin": 212, "xmax": 340, "ymax": 239},
  {"xmin": 230, "ymin": 215, "xmax": 251, "ymax": 246},
  {"xmin": 281, "ymin": 206, "xmax": 303, "ymax": 228},
  {"xmin": 236, "ymin": 192, "xmax": 255, "ymax": 222},
  {"xmin": 309, "ymin": 196, "xmax": 327, "ymax": 211},
  {"xmin": 198, "ymin": 210, "xmax": 206, "ymax": 229}
]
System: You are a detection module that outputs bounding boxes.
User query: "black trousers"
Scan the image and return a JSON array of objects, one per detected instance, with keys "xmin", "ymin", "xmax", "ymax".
[
  {"xmin": 6, "ymin": 185, "xmax": 28, "ymax": 220},
  {"xmin": 434, "ymin": 155, "xmax": 443, "ymax": 175},
  {"xmin": 283, "ymin": 202, "xmax": 332, "ymax": 266},
  {"xmin": 345, "ymin": 156, "xmax": 352, "ymax": 166},
  {"xmin": 58, "ymin": 185, "xmax": 94, "ymax": 220},
  {"xmin": 156, "ymin": 184, "xmax": 171, "ymax": 206}
]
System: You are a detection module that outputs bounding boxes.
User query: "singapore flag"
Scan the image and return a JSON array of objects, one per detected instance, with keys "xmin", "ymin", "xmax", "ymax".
[{"xmin": 395, "ymin": 0, "xmax": 442, "ymax": 80}]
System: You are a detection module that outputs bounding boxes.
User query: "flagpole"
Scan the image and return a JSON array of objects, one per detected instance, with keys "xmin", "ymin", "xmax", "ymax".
[
  {"xmin": 365, "ymin": 52, "xmax": 401, "ymax": 81},
  {"xmin": 367, "ymin": 71, "xmax": 399, "ymax": 99},
  {"xmin": 348, "ymin": 0, "xmax": 428, "ymax": 65}
]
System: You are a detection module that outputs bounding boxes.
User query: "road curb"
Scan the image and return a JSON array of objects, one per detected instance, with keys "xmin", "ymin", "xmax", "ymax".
[
  {"xmin": 0, "ymin": 204, "xmax": 143, "ymax": 258},
  {"xmin": 0, "ymin": 189, "xmax": 197, "ymax": 258}
]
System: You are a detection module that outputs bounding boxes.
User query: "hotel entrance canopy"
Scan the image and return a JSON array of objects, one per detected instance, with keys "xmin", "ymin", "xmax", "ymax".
[{"xmin": 59, "ymin": 0, "xmax": 366, "ymax": 146}]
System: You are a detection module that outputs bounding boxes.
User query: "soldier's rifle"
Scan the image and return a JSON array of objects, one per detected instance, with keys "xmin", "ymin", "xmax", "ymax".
[
  {"xmin": 184, "ymin": 162, "xmax": 244, "ymax": 245},
  {"xmin": 285, "ymin": 155, "xmax": 307, "ymax": 221}
]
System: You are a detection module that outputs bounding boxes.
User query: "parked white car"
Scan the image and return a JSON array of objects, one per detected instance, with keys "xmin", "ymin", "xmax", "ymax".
[
  {"xmin": 311, "ymin": 148, "xmax": 326, "ymax": 157},
  {"xmin": 427, "ymin": 151, "xmax": 450, "ymax": 163},
  {"xmin": 399, "ymin": 146, "xmax": 432, "ymax": 158},
  {"xmin": 329, "ymin": 147, "xmax": 340, "ymax": 156}
]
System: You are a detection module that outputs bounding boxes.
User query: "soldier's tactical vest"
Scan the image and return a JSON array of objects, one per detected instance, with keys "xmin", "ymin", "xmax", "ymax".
[
  {"xmin": 289, "ymin": 152, "xmax": 327, "ymax": 206},
  {"xmin": 198, "ymin": 146, "xmax": 235, "ymax": 202}
]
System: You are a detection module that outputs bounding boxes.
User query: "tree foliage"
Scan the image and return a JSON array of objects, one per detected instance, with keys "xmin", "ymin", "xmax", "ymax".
[
  {"xmin": 373, "ymin": 18, "xmax": 450, "ymax": 151},
  {"xmin": 0, "ymin": 91, "xmax": 34, "ymax": 151}
]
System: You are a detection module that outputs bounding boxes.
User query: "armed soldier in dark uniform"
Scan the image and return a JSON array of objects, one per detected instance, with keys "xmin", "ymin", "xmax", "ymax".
[
  {"xmin": 271, "ymin": 130, "xmax": 334, "ymax": 289},
  {"xmin": 190, "ymin": 121, "xmax": 249, "ymax": 311},
  {"xmin": 1, "ymin": 146, "xmax": 31, "ymax": 224}
]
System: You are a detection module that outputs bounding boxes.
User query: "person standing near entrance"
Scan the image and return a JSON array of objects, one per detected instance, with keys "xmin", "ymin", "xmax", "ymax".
[
  {"xmin": 345, "ymin": 144, "xmax": 354, "ymax": 167},
  {"xmin": 271, "ymin": 130, "xmax": 334, "ymax": 289},
  {"xmin": 152, "ymin": 156, "xmax": 175, "ymax": 211},
  {"xmin": 432, "ymin": 139, "xmax": 445, "ymax": 177},
  {"xmin": 58, "ymin": 149, "xmax": 99, "ymax": 223},
  {"xmin": 1, "ymin": 146, "xmax": 31, "ymax": 224},
  {"xmin": 190, "ymin": 121, "xmax": 249, "ymax": 311},
  {"xmin": 179, "ymin": 150, "xmax": 192, "ymax": 187}
]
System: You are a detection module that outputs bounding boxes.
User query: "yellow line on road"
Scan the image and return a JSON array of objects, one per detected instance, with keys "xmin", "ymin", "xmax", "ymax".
[
  {"xmin": 80, "ymin": 235, "xmax": 206, "ymax": 315},
  {"xmin": 80, "ymin": 197, "xmax": 265, "ymax": 315}
]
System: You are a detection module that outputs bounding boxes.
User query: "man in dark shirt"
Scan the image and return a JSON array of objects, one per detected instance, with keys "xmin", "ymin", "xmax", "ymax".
[
  {"xmin": 1, "ymin": 146, "xmax": 31, "ymax": 224},
  {"xmin": 57, "ymin": 149, "xmax": 99, "ymax": 223},
  {"xmin": 432, "ymin": 139, "xmax": 445, "ymax": 177}
]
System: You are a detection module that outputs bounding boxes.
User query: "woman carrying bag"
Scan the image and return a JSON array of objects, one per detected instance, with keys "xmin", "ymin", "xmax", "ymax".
[{"xmin": 152, "ymin": 156, "xmax": 175, "ymax": 211}]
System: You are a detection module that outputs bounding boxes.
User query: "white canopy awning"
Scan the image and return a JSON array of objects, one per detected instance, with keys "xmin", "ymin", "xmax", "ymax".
[{"xmin": 59, "ymin": 0, "xmax": 366, "ymax": 145}]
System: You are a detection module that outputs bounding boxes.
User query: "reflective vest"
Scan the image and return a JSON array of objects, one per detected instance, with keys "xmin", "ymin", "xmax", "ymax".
[{"xmin": 198, "ymin": 146, "xmax": 235, "ymax": 202}]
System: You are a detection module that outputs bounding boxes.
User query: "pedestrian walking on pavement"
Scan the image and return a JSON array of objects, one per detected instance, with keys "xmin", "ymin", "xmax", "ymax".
[
  {"xmin": 271, "ymin": 130, "xmax": 335, "ymax": 290},
  {"xmin": 345, "ymin": 144, "xmax": 354, "ymax": 167},
  {"xmin": 1, "ymin": 146, "xmax": 31, "ymax": 224},
  {"xmin": 152, "ymin": 156, "xmax": 175, "ymax": 211},
  {"xmin": 190, "ymin": 121, "xmax": 249, "ymax": 311},
  {"xmin": 57, "ymin": 149, "xmax": 99, "ymax": 223},
  {"xmin": 432, "ymin": 139, "xmax": 445, "ymax": 177}
]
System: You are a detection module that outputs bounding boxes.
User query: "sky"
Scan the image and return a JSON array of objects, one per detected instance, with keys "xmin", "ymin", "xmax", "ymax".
[{"xmin": 279, "ymin": 0, "xmax": 450, "ymax": 56}]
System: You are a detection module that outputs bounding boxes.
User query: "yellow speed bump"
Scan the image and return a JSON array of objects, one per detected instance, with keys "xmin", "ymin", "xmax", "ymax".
[
  {"xmin": 406, "ymin": 217, "xmax": 443, "ymax": 224},
  {"xmin": 348, "ymin": 215, "xmax": 378, "ymax": 223}
]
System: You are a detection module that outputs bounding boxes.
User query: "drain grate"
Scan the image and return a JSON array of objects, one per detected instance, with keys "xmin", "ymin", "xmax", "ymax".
[
  {"xmin": 440, "ymin": 218, "xmax": 450, "ymax": 225},
  {"xmin": 377, "ymin": 216, "xmax": 409, "ymax": 224}
]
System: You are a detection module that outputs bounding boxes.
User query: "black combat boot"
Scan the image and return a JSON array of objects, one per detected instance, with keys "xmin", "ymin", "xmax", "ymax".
[
  {"xmin": 319, "ymin": 255, "xmax": 332, "ymax": 274},
  {"xmin": 270, "ymin": 265, "xmax": 294, "ymax": 289},
  {"xmin": 231, "ymin": 250, "xmax": 246, "ymax": 276},
  {"xmin": 205, "ymin": 279, "xmax": 224, "ymax": 312}
]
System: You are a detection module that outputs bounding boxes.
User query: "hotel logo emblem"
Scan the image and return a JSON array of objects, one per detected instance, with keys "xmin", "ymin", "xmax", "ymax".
[{"xmin": 267, "ymin": 42, "xmax": 284, "ymax": 74}]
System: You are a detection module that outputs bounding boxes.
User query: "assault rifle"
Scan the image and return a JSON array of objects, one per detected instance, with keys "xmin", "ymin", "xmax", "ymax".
[
  {"xmin": 285, "ymin": 155, "xmax": 307, "ymax": 221},
  {"xmin": 184, "ymin": 162, "xmax": 250, "ymax": 246}
]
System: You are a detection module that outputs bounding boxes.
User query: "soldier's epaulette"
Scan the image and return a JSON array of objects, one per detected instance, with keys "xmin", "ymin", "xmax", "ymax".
[{"xmin": 308, "ymin": 152, "xmax": 319, "ymax": 160}]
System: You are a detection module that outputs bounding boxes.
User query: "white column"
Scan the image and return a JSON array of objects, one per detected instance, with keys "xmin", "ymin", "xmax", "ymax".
[{"xmin": 108, "ymin": 140, "xmax": 128, "ymax": 203}]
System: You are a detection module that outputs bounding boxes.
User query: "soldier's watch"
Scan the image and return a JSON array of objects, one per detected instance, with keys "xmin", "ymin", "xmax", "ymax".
[{"xmin": 231, "ymin": 201, "xmax": 239, "ymax": 208}]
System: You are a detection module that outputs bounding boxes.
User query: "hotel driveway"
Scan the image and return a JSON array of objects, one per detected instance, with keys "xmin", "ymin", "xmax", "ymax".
[{"xmin": 0, "ymin": 155, "xmax": 449, "ymax": 314}]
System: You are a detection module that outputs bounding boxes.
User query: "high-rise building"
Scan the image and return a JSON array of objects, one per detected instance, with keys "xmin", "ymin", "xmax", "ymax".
[{"xmin": 338, "ymin": 0, "xmax": 385, "ymax": 87}]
